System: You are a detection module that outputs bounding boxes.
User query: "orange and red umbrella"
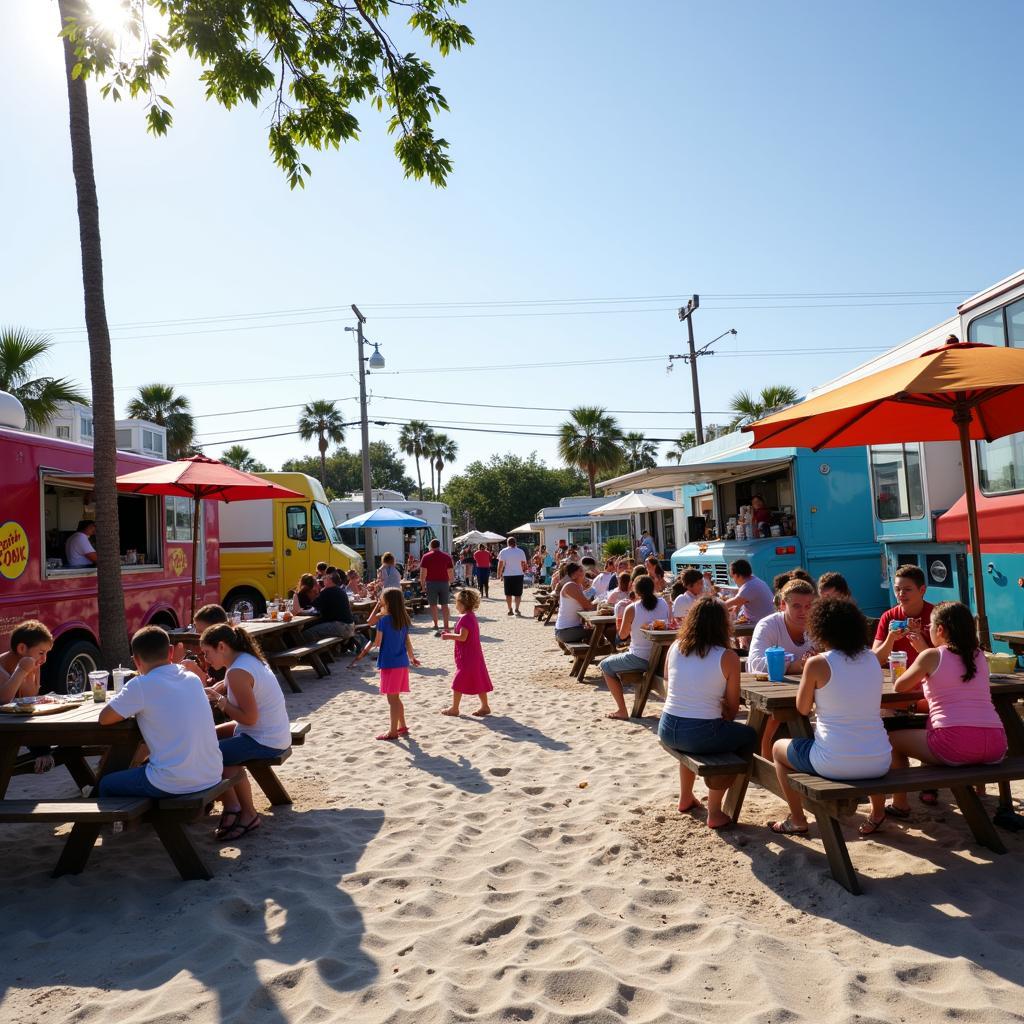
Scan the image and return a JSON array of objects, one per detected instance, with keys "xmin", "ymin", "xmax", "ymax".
[
  {"xmin": 116, "ymin": 454, "xmax": 303, "ymax": 623},
  {"xmin": 744, "ymin": 338, "xmax": 1024, "ymax": 646}
]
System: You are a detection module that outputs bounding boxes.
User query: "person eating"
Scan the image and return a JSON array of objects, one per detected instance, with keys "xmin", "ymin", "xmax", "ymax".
[
  {"xmin": 1, "ymin": 620, "xmax": 57, "ymax": 773},
  {"xmin": 553, "ymin": 562, "xmax": 595, "ymax": 644},
  {"xmin": 722, "ymin": 558, "xmax": 776, "ymax": 627},
  {"xmin": 671, "ymin": 568, "xmax": 705, "ymax": 622},
  {"xmin": 291, "ymin": 573, "xmax": 319, "ymax": 613},
  {"xmin": 873, "ymin": 564, "xmax": 932, "ymax": 666},
  {"xmin": 747, "ymin": 579, "xmax": 816, "ymax": 675}
]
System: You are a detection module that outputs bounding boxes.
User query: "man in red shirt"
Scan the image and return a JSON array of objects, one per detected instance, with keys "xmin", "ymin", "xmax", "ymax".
[
  {"xmin": 872, "ymin": 563, "xmax": 934, "ymax": 667},
  {"xmin": 419, "ymin": 538, "xmax": 455, "ymax": 635}
]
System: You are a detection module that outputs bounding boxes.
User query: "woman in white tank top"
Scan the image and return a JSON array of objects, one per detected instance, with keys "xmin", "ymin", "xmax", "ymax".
[
  {"xmin": 201, "ymin": 623, "xmax": 292, "ymax": 843},
  {"xmin": 769, "ymin": 598, "xmax": 891, "ymax": 837},
  {"xmin": 600, "ymin": 576, "xmax": 671, "ymax": 721},
  {"xmin": 553, "ymin": 562, "xmax": 595, "ymax": 643},
  {"xmin": 658, "ymin": 596, "xmax": 757, "ymax": 829}
]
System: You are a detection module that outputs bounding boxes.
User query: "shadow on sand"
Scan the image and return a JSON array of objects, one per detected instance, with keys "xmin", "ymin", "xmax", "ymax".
[
  {"xmin": 469, "ymin": 713, "xmax": 571, "ymax": 752},
  {"xmin": 400, "ymin": 736, "xmax": 494, "ymax": 794}
]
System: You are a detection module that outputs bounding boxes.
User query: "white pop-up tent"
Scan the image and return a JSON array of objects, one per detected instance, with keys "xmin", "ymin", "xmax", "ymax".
[{"xmin": 588, "ymin": 491, "xmax": 678, "ymax": 517}]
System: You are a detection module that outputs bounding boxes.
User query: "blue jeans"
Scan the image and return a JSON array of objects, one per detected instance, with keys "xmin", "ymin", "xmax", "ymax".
[
  {"xmin": 658, "ymin": 713, "xmax": 757, "ymax": 760},
  {"xmin": 98, "ymin": 766, "xmax": 175, "ymax": 799},
  {"xmin": 219, "ymin": 733, "xmax": 289, "ymax": 766}
]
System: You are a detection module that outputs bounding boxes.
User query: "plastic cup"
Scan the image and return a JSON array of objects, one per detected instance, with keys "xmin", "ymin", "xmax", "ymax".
[
  {"xmin": 88, "ymin": 670, "xmax": 109, "ymax": 703},
  {"xmin": 112, "ymin": 667, "xmax": 131, "ymax": 694},
  {"xmin": 765, "ymin": 646, "xmax": 787, "ymax": 683}
]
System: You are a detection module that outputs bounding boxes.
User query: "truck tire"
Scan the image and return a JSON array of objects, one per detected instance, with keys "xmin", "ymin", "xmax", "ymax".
[
  {"xmin": 224, "ymin": 588, "xmax": 265, "ymax": 619},
  {"xmin": 46, "ymin": 638, "xmax": 102, "ymax": 696}
]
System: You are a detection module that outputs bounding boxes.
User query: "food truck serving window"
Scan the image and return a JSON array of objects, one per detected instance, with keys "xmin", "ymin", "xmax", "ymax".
[
  {"xmin": 42, "ymin": 475, "xmax": 162, "ymax": 576},
  {"xmin": 869, "ymin": 444, "xmax": 925, "ymax": 520}
]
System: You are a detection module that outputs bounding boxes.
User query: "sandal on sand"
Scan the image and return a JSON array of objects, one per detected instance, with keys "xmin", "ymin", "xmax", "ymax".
[
  {"xmin": 919, "ymin": 789, "xmax": 939, "ymax": 805},
  {"xmin": 221, "ymin": 815, "xmax": 260, "ymax": 843},
  {"xmin": 884, "ymin": 803, "xmax": 911, "ymax": 820},
  {"xmin": 214, "ymin": 810, "xmax": 241, "ymax": 839},
  {"xmin": 768, "ymin": 819, "xmax": 809, "ymax": 835},
  {"xmin": 397, "ymin": 726, "xmax": 410, "ymax": 734},
  {"xmin": 858, "ymin": 816, "xmax": 886, "ymax": 836},
  {"xmin": 376, "ymin": 732, "xmax": 400, "ymax": 741}
]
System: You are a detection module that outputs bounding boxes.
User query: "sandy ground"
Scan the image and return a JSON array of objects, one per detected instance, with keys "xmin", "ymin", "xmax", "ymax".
[{"xmin": 3, "ymin": 595, "xmax": 1024, "ymax": 1024}]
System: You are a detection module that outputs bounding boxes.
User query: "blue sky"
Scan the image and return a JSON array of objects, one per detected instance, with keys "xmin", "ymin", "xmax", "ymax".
[{"xmin": 3, "ymin": 1, "xmax": 1023, "ymax": 486}]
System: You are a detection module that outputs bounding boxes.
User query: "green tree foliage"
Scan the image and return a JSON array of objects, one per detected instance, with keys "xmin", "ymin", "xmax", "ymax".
[
  {"xmin": 442, "ymin": 454, "xmax": 587, "ymax": 536},
  {"xmin": 429, "ymin": 431, "xmax": 458, "ymax": 495},
  {"xmin": 557, "ymin": 406, "xmax": 625, "ymax": 497},
  {"xmin": 397, "ymin": 419, "xmax": 433, "ymax": 500},
  {"xmin": 729, "ymin": 385, "xmax": 800, "ymax": 427},
  {"xmin": 62, "ymin": 0, "xmax": 474, "ymax": 189},
  {"xmin": 126, "ymin": 382, "xmax": 195, "ymax": 458},
  {"xmin": 298, "ymin": 399, "xmax": 346, "ymax": 486},
  {"xmin": 665, "ymin": 431, "xmax": 696, "ymax": 464},
  {"xmin": 620, "ymin": 431, "xmax": 658, "ymax": 472},
  {"xmin": 282, "ymin": 441, "xmax": 416, "ymax": 499},
  {"xmin": 220, "ymin": 444, "xmax": 267, "ymax": 472},
  {"xmin": 0, "ymin": 326, "xmax": 88, "ymax": 429}
]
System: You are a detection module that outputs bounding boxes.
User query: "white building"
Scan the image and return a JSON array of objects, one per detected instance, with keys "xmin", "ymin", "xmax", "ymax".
[{"xmin": 38, "ymin": 401, "xmax": 168, "ymax": 459}]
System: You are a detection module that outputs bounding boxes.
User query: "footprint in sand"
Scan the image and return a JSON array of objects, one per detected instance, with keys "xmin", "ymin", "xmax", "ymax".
[{"xmin": 489, "ymin": 767, "xmax": 511, "ymax": 777}]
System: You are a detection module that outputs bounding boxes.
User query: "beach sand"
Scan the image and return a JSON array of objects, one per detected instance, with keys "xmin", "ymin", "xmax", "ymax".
[{"xmin": 3, "ymin": 599, "xmax": 1024, "ymax": 1023}]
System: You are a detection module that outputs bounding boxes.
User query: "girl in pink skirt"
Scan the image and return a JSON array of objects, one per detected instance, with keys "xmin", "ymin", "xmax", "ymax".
[
  {"xmin": 354, "ymin": 587, "xmax": 420, "ymax": 740},
  {"xmin": 441, "ymin": 589, "xmax": 493, "ymax": 717}
]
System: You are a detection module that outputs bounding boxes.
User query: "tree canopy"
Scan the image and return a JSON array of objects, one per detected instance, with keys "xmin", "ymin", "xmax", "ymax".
[
  {"xmin": 62, "ymin": 0, "xmax": 475, "ymax": 188},
  {"xmin": 282, "ymin": 440, "xmax": 416, "ymax": 498},
  {"xmin": 220, "ymin": 444, "xmax": 268, "ymax": 472},
  {"xmin": 125, "ymin": 382, "xmax": 195, "ymax": 458},
  {"xmin": 0, "ymin": 326, "xmax": 88, "ymax": 429},
  {"xmin": 557, "ymin": 406, "xmax": 624, "ymax": 496},
  {"xmin": 442, "ymin": 454, "xmax": 587, "ymax": 536}
]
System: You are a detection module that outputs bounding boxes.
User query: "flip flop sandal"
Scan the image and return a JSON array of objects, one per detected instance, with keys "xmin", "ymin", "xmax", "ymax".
[
  {"xmin": 919, "ymin": 789, "xmax": 939, "ymax": 806},
  {"xmin": 858, "ymin": 816, "xmax": 886, "ymax": 835},
  {"xmin": 214, "ymin": 811, "xmax": 241, "ymax": 839},
  {"xmin": 397, "ymin": 726, "xmax": 410, "ymax": 734},
  {"xmin": 221, "ymin": 815, "xmax": 260, "ymax": 843},
  {"xmin": 768, "ymin": 819, "xmax": 809, "ymax": 835},
  {"xmin": 376, "ymin": 732, "xmax": 400, "ymax": 741},
  {"xmin": 884, "ymin": 803, "xmax": 911, "ymax": 820}
]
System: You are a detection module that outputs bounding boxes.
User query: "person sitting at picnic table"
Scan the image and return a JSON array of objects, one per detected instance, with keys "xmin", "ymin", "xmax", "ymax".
[
  {"xmin": 580, "ymin": 556, "xmax": 599, "ymax": 598},
  {"xmin": 315, "ymin": 561, "xmax": 329, "ymax": 581},
  {"xmin": 644, "ymin": 555, "xmax": 666, "ymax": 592},
  {"xmin": 345, "ymin": 569, "xmax": 368, "ymax": 600},
  {"xmin": 405, "ymin": 551, "xmax": 420, "ymax": 576},
  {"xmin": 291, "ymin": 573, "xmax": 319, "ymax": 613},
  {"xmin": 98, "ymin": 626, "xmax": 223, "ymax": 800},
  {"xmin": 200, "ymin": 622, "xmax": 292, "ymax": 842},
  {"xmin": 373, "ymin": 552, "xmax": 403, "ymax": 595},
  {"xmin": 747, "ymin": 579, "xmax": 816, "ymax": 674},
  {"xmin": 304, "ymin": 570, "xmax": 355, "ymax": 643},
  {"xmin": 592, "ymin": 558, "xmax": 618, "ymax": 601},
  {"xmin": 170, "ymin": 603, "xmax": 230, "ymax": 684},
  {"xmin": 672, "ymin": 569, "xmax": 705, "ymax": 622},
  {"xmin": 861, "ymin": 600, "xmax": 1008, "ymax": 833},
  {"xmin": 553, "ymin": 562, "xmax": 596, "ymax": 644},
  {"xmin": 817, "ymin": 570, "xmax": 852, "ymax": 601},
  {"xmin": 768, "ymin": 597, "xmax": 892, "ymax": 836},
  {"xmin": 473, "ymin": 543, "xmax": 493, "ymax": 597},
  {"xmin": 658, "ymin": 597, "xmax": 757, "ymax": 827},
  {"xmin": 1, "ymin": 620, "xmax": 56, "ymax": 773},
  {"xmin": 601, "ymin": 575, "xmax": 670, "ymax": 721},
  {"xmin": 606, "ymin": 571, "xmax": 633, "ymax": 611},
  {"xmin": 722, "ymin": 559, "xmax": 776, "ymax": 627}
]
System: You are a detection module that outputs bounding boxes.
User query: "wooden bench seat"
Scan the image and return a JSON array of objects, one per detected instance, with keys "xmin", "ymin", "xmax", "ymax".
[
  {"xmin": 785, "ymin": 755, "xmax": 1024, "ymax": 895},
  {"xmin": 0, "ymin": 797, "xmax": 152, "ymax": 824},
  {"xmin": 659, "ymin": 742, "xmax": 749, "ymax": 779},
  {"xmin": 266, "ymin": 643, "xmax": 331, "ymax": 691},
  {"xmin": 290, "ymin": 720, "xmax": 311, "ymax": 745},
  {"xmin": 147, "ymin": 776, "xmax": 238, "ymax": 881},
  {"xmin": 240, "ymin": 721, "xmax": 313, "ymax": 807}
]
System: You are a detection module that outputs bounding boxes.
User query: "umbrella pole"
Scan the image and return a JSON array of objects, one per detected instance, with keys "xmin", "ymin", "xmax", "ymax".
[
  {"xmin": 955, "ymin": 409, "xmax": 990, "ymax": 649},
  {"xmin": 190, "ymin": 498, "xmax": 200, "ymax": 627}
]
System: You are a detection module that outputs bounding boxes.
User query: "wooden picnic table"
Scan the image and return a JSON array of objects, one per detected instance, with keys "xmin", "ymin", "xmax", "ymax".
[
  {"xmin": 575, "ymin": 611, "xmax": 619, "ymax": 681},
  {"xmin": 992, "ymin": 631, "xmax": 1024, "ymax": 657},
  {"xmin": 349, "ymin": 600, "xmax": 376, "ymax": 624}
]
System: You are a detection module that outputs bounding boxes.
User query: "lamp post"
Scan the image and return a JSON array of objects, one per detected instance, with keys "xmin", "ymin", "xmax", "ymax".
[{"xmin": 347, "ymin": 305, "xmax": 385, "ymax": 578}]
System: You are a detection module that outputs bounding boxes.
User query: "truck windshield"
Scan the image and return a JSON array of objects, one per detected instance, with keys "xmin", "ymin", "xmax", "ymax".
[{"xmin": 313, "ymin": 501, "xmax": 342, "ymax": 544}]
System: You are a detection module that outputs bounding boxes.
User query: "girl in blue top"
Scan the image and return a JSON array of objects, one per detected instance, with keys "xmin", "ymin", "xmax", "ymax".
[{"xmin": 354, "ymin": 587, "xmax": 420, "ymax": 741}]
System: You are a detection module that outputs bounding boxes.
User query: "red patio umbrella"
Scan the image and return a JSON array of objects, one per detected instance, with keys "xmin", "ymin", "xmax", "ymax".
[{"xmin": 116, "ymin": 454, "xmax": 304, "ymax": 623}]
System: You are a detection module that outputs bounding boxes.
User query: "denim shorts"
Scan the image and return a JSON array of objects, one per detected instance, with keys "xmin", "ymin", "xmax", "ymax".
[
  {"xmin": 658, "ymin": 713, "xmax": 757, "ymax": 760},
  {"xmin": 555, "ymin": 625, "xmax": 587, "ymax": 643},
  {"xmin": 785, "ymin": 737, "xmax": 817, "ymax": 775},
  {"xmin": 97, "ymin": 765, "xmax": 176, "ymax": 799},
  {"xmin": 220, "ymin": 733, "xmax": 289, "ymax": 766},
  {"xmin": 600, "ymin": 651, "xmax": 649, "ymax": 678}
]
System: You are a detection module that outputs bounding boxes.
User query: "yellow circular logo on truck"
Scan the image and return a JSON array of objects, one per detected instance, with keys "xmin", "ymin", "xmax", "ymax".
[
  {"xmin": 168, "ymin": 547, "xmax": 187, "ymax": 578},
  {"xmin": 0, "ymin": 521, "xmax": 29, "ymax": 580}
]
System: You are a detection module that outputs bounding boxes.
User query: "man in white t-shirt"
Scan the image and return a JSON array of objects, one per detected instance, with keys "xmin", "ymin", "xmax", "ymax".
[
  {"xmin": 496, "ymin": 537, "xmax": 529, "ymax": 617},
  {"xmin": 99, "ymin": 625, "xmax": 223, "ymax": 798},
  {"xmin": 746, "ymin": 579, "xmax": 816, "ymax": 675},
  {"xmin": 65, "ymin": 520, "xmax": 97, "ymax": 567}
]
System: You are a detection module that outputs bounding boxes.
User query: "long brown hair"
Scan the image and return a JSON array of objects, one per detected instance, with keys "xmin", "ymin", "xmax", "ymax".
[
  {"xmin": 199, "ymin": 623, "xmax": 266, "ymax": 663},
  {"xmin": 381, "ymin": 587, "xmax": 412, "ymax": 631},
  {"xmin": 677, "ymin": 597, "xmax": 730, "ymax": 658},
  {"xmin": 932, "ymin": 601, "xmax": 980, "ymax": 682}
]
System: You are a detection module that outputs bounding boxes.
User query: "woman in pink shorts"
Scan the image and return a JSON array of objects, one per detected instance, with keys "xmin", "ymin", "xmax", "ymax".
[{"xmin": 863, "ymin": 601, "xmax": 1007, "ymax": 830}]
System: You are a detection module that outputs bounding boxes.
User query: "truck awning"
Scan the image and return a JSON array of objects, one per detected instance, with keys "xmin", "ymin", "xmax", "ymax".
[{"xmin": 598, "ymin": 458, "xmax": 793, "ymax": 491}]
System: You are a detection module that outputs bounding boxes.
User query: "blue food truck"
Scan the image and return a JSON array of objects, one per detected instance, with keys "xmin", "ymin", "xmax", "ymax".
[{"xmin": 599, "ymin": 430, "xmax": 887, "ymax": 616}]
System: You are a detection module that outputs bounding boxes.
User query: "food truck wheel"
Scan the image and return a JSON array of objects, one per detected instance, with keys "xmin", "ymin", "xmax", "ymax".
[
  {"xmin": 224, "ymin": 588, "xmax": 266, "ymax": 619},
  {"xmin": 48, "ymin": 638, "xmax": 102, "ymax": 696}
]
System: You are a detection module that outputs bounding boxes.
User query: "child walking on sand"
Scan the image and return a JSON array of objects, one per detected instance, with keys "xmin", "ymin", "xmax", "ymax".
[
  {"xmin": 355, "ymin": 587, "xmax": 420, "ymax": 740},
  {"xmin": 441, "ymin": 589, "xmax": 493, "ymax": 717}
]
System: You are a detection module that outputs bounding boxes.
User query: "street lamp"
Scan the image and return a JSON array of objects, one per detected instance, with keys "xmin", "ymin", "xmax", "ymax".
[{"xmin": 346, "ymin": 306, "xmax": 383, "ymax": 577}]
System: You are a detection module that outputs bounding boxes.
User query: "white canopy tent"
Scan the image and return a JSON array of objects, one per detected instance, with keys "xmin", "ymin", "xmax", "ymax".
[
  {"xmin": 588, "ymin": 491, "xmax": 679, "ymax": 517},
  {"xmin": 453, "ymin": 529, "xmax": 507, "ymax": 545}
]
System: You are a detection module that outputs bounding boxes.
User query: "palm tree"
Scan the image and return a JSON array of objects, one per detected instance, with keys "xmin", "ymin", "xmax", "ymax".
[
  {"xmin": 666, "ymin": 431, "xmax": 696, "ymax": 464},
  {"xmin": 57, "ymin": 0, "xmax": 130, "ymax": 666},
  {"xmin": 297, "ymin": 400, "xmax": 346, "ymax": 486},
  {"xmin": 126, "ymin": 383, "xmax": 196, "ymax": 459},
  {"xmin": 0, "ymin": 326, "xmax": 88, "ymax": 428},
  {"xmin": 557, "ymin": 406, "xmax": 625, "ymax": 497},
  {"xmin": 398, "ymin": 420, "xmax": 433, "ymax": 500},
  {"xmin": 430, "ymin": 433, "xmax": 458, "ymax": 495},
  {"xmin": 621, "ymin": 432, "xmax": 658, "ymax": 472},
  {"xmin": 729, "ymin": 385, "xmax": 800, "ymax": 428},
  {"xmin": 221, "ymin": 445, "xmax": 267, "ymax": 473}
]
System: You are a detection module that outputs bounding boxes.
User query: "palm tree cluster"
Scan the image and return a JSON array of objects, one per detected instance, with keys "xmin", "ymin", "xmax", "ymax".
[
  {"xmin": 126, "ymin": 383, "xmax": 197, "ymax": 460},
  {"xmin": 0, "ymin": 327, "xmax": 88, "ymax": 428},
  {"xmin": 397, "ymin": 420, "xmax": 459, "ymax": 499},
  {"xmin": 298, "ymin": 400, "xmax": 347, "ymax": 486}
]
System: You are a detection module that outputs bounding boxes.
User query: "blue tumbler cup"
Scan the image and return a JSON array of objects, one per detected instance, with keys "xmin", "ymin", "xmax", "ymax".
[{"xmin": 765, "ymin": 646, "xmax": 787, "ymax": 682}]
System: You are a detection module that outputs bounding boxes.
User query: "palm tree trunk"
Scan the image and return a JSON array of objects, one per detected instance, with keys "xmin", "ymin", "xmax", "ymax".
[
  {"xmin": 587, "ymin": 464, "xmax": 596, "ymax": 497},
  {"xmin": 429, "ymin": 460, "xmax": 435, "ymax": 497},
  {"xmin": 59, "ymin": 0, "xmax": 130, "ymax": 667},
  {"xmin": 319, "ymin": 435, "xmax": 328, "ymax": 487},
  {"xmin": 415, "ymin": 456, "xmax": 423, "ymax": 501},
  {"xmin": 437, "ymin": 464, "xmax": 443, "ymax": 495}
]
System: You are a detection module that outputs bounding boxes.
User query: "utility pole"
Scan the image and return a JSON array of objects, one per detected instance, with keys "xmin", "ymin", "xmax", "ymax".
[
  {"xmin": 352, "ymin": 304, "xmax": 374, "ymax": 578},
  {"xmin": 678, "ymin": 296, "xmax": 703, "ymax": 445}
]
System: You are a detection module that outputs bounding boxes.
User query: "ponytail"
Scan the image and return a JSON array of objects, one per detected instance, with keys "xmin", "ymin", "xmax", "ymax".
[
  {"xmin": 932, "ymin": 601, "xmax": 979, "ymax": 682},
  {"xmin": 200, "ymin": 623, "xmax": 266, "ymax": 664},
  {"xmin": 634, "ymin": 574, "xmax": 658, "ymax": 611}
]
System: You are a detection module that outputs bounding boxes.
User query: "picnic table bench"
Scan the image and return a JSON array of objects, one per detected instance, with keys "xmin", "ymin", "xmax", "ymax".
[
  {"xmin": 574, "ymin": 612, "xmax": 620, "ymax": 681},
  {"xmin": 266, "ymin": 635, "xmax": 349, "ymax": 689}
]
